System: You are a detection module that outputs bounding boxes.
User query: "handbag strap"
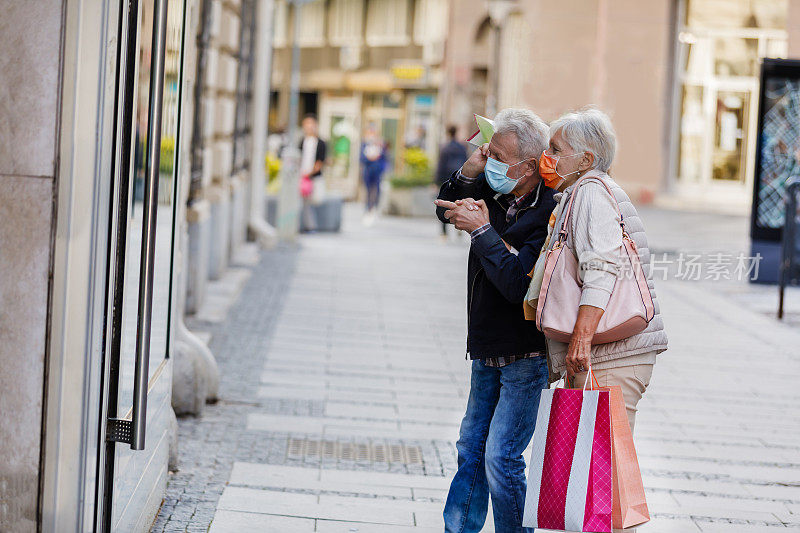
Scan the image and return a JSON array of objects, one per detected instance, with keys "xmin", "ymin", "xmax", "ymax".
[{"xmin": 557, "ymin": 173, "xmax": 625, "ymax": 242}]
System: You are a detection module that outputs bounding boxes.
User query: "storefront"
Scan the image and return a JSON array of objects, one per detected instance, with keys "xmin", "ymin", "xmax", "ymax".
[
  {"xmin": 670, "ymin": 0, "xmax": 790, "ymax": 209},
  {"xmin": 0, "ymin": 0, "xmax": 187, "ymax": 530},
  {"xmin": 316, "ymin": 64, "xmax": 441, "ymax": 200}
]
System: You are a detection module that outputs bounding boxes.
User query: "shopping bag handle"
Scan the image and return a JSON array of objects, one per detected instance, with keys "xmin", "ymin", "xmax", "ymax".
[
  {"xmin": 559, "ymin": 367, "xmax": 599, "ymax": 390},
  {"xmin": 587, "ymin": 367, "xmax": 600, "ymax": 390}
]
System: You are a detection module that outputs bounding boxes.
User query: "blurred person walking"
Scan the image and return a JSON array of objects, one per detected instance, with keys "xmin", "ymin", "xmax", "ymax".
[
  {"xmin": 436, "ymin": 125, "xmax": 468, "ymax": 240},
  {"xmin": 532, "ymin": 107, "xmax": 668, "ymax": 440},
  {"xmin": 434, "ymin": 109, "xmax": 556, "ymax": 533},
  {"xmin": 298, "ymin": 114, "xmax": 326, "ymax": 233},
  {"xmin": 360, "ymin": 123, "xmax": 388, "ymax": 225}
]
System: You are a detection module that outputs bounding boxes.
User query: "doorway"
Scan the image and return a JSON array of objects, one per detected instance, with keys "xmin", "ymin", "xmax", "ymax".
[
  {"xmin": 363, "ymin": 93, "xmax": 404, "ymax": 175},
  {"xmin": 319, "ymin": 94, "xmax": 361, "ymax": 197}
]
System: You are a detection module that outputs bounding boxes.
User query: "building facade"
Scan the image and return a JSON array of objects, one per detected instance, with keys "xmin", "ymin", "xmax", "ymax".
[
  {"xmin": 443, "ymin": 0, "xmax": 800, "ymax": 213},
  {"xmin": 269, "ymin": 0, "xmax": 450, "ymax": 198}
]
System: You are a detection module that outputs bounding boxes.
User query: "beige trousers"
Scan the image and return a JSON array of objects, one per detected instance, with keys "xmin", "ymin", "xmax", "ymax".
[
  {"xmin": 572, "ymin": 363, "xmax": 654, "ymax": 432},
  {"xmin": 572, "ymin": 364, "xmax": 654, "ymax": 533}
]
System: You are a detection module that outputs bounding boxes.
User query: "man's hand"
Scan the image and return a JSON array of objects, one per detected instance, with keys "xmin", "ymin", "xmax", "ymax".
[
  {"xmin": 461, "ymin": 143, "xmax": 490, "ymax": 178},
  {"xmin": 434, "ymin": 198, "xmax": 490, "ymax": 233}
]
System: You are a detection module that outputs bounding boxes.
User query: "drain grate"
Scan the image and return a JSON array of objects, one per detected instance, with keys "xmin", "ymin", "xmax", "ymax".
[{"xmin": 287, "ymin": 437, "xmax": 423, "ymax": 465}]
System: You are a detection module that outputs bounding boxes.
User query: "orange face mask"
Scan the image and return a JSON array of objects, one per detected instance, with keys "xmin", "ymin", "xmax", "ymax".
[{"xmin": 538, "ymin": 150, "xmax": 584, "ymax": 189}]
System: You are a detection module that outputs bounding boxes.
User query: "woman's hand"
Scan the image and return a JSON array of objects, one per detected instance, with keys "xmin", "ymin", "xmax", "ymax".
[
  {"xmin": 565, "ymin": 334, "xmax": 592, "ymax": 378},
  {"xmin": 565, "ymin": 305, "xmax": 605, "ymax": 378}
]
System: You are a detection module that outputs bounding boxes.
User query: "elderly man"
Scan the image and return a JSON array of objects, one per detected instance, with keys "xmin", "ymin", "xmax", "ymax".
[{"xmin": 435, "ymin": 108, "xmax": 556, "ymax": 533}]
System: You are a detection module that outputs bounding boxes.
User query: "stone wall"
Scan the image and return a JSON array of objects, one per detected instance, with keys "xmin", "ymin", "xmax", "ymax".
[
  {"xmin": 0, "ymin": 1, "xmax": 62, "ymax": 530},
  {"xmin": 186, "ymin": 0, "xmax": 250, "ymax": 309}
]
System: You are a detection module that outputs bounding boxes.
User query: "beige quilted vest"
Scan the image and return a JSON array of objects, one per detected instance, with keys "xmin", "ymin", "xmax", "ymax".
[{"xmin": 545, "ymin": 171, "xmax": 669, "ymax": 370}]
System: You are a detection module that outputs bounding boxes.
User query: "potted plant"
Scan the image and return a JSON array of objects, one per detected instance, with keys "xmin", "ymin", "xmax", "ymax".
[{"xmin": 387, "ymin": 147, "xmax": 437, "ymax": 217}]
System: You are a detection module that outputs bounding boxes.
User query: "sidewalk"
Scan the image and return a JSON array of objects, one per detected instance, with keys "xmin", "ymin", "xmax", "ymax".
[{"xmin": 152, "ymin": 204, "xmax": 800, "ymax": 532}]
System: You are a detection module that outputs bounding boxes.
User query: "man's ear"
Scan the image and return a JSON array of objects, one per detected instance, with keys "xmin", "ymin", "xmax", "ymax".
[{"xmin": 527, "ymin": 158, "xmax": 538, "ymax": 177}]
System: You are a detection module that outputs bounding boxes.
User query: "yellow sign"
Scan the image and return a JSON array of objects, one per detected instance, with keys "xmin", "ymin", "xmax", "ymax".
[{"xmin": 391, "ymin": 63, "xmax": 427, "ymax": 83}]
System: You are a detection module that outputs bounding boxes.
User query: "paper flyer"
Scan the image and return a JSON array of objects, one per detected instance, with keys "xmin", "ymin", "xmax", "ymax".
[{"xmin": 466, "ymin": 114, "xmax": 495, "ymax": 147}]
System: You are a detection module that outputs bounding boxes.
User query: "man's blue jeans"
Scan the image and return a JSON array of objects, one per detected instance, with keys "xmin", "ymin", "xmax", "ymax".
[{"xmin": 444, "ymin": 356, "xmax": 549, "ymax": 533}]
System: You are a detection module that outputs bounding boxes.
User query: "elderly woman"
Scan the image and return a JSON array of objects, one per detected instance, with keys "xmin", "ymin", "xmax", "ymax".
[{"xmin": 534, "ymin": 108, "xmax": 668, "ymax": 432}]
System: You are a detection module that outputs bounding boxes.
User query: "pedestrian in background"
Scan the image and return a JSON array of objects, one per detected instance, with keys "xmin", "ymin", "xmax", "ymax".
[
  {"xmin": 534, "ymin": 107, "xmax": 668, "ymax": 440},
  {"xmin": 434, "ymin": 108, "xmax": 556, "ymax": 533},
  {"xmin": 360, "ymin": 123, "xmax": 388, "ymax": 226},
  {"xmin": 298, "ymin": 114, "xmax": 326, "ymax": 233},
  {"xmin": 436, "ymin": 125, "xmax": 468, "ymax": 240}
]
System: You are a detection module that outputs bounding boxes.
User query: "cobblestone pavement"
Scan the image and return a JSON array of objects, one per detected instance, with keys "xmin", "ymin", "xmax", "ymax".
[{"xmin": 153, "ymin": 204, "xmax": 800, "ymax": 532}]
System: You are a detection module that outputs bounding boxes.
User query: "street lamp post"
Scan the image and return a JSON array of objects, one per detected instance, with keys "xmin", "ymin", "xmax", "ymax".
[{"xmin": 276, "ymin": 0, "xmax": 313, "ymax": 241}]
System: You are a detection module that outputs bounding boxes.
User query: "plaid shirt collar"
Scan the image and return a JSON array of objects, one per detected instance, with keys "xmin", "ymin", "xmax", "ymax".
[
  {"xmin": 495, "ymin": 180, "xmax": 542, "ymax": 222},
  {"xmin": 496, "ymin": 190, "xmax": 530, "ymax": 209}
]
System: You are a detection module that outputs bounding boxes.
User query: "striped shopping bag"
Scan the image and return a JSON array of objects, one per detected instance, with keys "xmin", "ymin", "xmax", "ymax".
[{"xmin": 522, "ymin": 376, "xmax": 613, "ymax": 532}]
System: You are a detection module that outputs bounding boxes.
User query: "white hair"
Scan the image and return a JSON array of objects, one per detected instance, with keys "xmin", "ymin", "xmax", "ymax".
[
  {"xmin": 493, "ymin": 108, "xmax": 549, "ymax": 161},
  {"xmin": 549, "ymin": 107, "xmax": 616, "ymax": 172}
]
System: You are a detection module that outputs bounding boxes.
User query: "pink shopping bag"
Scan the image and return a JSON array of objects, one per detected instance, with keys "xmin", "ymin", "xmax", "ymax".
[
  {"xmin": 300, "ymin": 174, "xmax": 313, "ymax": 198},
  {"xmin": 522, "ymin": 379, "xmax": 613, "ymax": 532}
]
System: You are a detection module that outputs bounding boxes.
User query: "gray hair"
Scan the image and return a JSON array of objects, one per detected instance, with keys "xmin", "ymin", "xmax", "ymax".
[
  {"xmin": 493, "ymin": 108, "xmax": 549, "ymax": 161},
  {"xmin": 549, "ymin": 107, "xmax": 616, "ymax": 172}
]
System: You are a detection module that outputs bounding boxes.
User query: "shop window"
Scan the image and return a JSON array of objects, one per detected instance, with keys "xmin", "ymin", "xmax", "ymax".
[
  {"xmin": 673, "ymin": 0, "xmax": 789, "ymax": 190},
  {"xmin": 366, "ymin": 0, "xmax": 410, "ymax": 47},
  {"xmin": 678, "ymin": 85, "xmax": 705, "ymax": 184},
  {"xmin": 712, "ymin": 90, "xmax": 750, "ymax": 182},
  {"xmin": 714, "ymin": 37, "xmax": 759, "ymax": 77},
  {"xmin": 404, "ymin": 93, "xmax": 435, "ymax": 152},
  {"xmin": 329, "ymin": 0, "xmax": 364, "ymax": 46},
  {"xmin": 686, "ymin": 0, "xmax": 788, "ymax": 29}
]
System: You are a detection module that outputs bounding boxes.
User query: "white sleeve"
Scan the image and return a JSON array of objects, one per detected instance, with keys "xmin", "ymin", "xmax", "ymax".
[{"xmin": 569, "ymin": 182, "xmax": 623, "ymax": 310}]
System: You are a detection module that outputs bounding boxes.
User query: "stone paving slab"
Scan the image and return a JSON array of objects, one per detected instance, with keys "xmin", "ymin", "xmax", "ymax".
[
  {"xmin": 209, "ymin": 510, "xmax": 315, "ymax": 533},
  {"xmin": 153, "ymin": 205, "xmax": 800, "ymax": 532},
  {"xmin": 229, "ymin": 463, "xmax": 451, "ymax": 493},
  {"xmin": 314, "ymin": 522, "xmax": 441, "ymax": 533},
  {"xmin": 216, "ymin": 485, "xmax": 440, "ymax": 527}
]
